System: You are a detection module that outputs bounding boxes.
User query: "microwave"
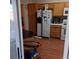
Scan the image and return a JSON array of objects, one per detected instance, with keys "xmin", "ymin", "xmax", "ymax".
[{"xmin": 63, "ymin": 8, "xmax": 69, "ymax": 16}]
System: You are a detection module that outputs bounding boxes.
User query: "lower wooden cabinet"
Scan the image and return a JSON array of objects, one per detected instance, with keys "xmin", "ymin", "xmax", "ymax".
[{"xmin": 50, "ymin": 25, "xmax": 62, "ymax": 39}]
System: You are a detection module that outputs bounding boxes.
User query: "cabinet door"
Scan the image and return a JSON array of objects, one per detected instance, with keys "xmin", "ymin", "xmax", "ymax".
[
  {"xmin": 37, "ymin": 4, "xmax": 45, "ymax": 9},
  {"xmin": 27, "ymin": 4, "xmax": 37, "ymax": 35},
  {"xmin": 53, "ymin": 3, "xmax": 64, "ymax": 16},
  {"xmin": 48, "ymin": 3, "xmax": 54, "ymax": 8},
  {"xmin": 48, "ymin": 3, "xmax": 54, "ymax": 15},
  {"xmin": 50, "ymin": 25, "xmax": 61, "ymax": 39},
  {"xmin": 64, "ymin": 2, "xmax": 69, "ymax": 8}
]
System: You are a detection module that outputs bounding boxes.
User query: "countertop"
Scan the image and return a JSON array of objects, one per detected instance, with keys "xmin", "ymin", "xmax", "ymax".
[{"xmin": 50, "ymin": 23, "xmax": 63, "ymax": 26}]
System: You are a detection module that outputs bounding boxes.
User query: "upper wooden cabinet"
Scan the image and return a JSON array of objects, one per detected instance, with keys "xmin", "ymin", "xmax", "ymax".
[
  {"xmin": 48, "ymin": 3, "xmax": 54, "ymax": 9},
  {"xmin": 36, "ymin": 4, "xmax": 46, "ymax": 10},
  {"xmin": 53, "ymin": 3, "xmax": 64, "ymax": 16},
  {"xmin": 64, "ymin": 3, "xmax": 69, "ymax": 8},
  {"xmin": 48, "ymin": 4, "xmax": 54, "ymax": 14},
  {"xmin": 39, "ymin": 4, "xmax": 45, "ymax": 9}
]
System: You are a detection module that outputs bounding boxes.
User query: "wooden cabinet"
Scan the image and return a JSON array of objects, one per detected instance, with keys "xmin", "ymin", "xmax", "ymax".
[
  {"xmin": 48, "ymin": 3, "xmax": 54, "ymax": 15},
  {"xmin": 50, "ymin": 25, "xmax": 61, "ymax": 39},
  {"xmin": 64, "ymin": 2, "xmax": 69, "ymax": 8},
  {"xmin": 53, "ymin": 3, "xmax": 64, "ymax": 16},
  {"xmin": 27, "ymin": 4, "xmax": 37, "ymax": 35},
  {"xmin": 48, "ymin": 4, "xmax": 54, "ymax": 9},
  {"xmin": 38, "ymin": 4, "xmax": 45, "ymax": 9}
]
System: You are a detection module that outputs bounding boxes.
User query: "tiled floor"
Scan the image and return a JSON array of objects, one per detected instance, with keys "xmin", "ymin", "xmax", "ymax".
[{"xmin": 24, "ymin": 37, "xmax": 64, "ymax": 59}]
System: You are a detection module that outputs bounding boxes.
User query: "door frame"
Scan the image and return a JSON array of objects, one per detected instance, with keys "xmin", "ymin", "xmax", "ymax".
[
  {"xmin": 17, "ymin": 1, "xmax": 69, "ymax": 59},
  {"xmin": 10, "ymin": 0, "xmax": 24, "ymax": 59},
  {"xmin": 16, "ymin": 0, "xmax": 24, "ymax": 59}
]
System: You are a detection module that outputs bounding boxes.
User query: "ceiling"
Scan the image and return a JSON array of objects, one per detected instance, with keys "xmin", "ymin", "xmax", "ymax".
[{"xmin": 21, "ymin": 0, "xmax": 68, "ymax": 4}]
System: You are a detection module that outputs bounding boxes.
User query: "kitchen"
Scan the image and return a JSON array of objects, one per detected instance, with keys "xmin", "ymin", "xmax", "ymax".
[
  {"xmin": 21, "ymin": 2, "xmax": 69, "ymax": 40},
  {"xmin": 20, "ymin": 0, "xmax": 69, "ymax": 59}
]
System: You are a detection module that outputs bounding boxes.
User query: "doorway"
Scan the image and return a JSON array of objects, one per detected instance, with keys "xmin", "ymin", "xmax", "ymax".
[{"xmin": 20, "ymin": 0, "xmax": 69, "ymax": 59}]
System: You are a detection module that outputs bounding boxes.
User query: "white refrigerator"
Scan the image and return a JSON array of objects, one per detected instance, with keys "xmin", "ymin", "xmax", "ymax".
[{"xmin": 42, "ymin": 10, "xmax": 52, "ymax": 37}]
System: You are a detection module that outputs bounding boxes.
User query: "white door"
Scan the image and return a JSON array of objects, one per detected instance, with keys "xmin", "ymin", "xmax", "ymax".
[{"xmin": 10, "ymin": 0, "xmax": 24, "ymax": 59}]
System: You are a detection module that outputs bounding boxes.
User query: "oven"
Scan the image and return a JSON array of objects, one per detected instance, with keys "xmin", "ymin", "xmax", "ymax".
[{"xmin": 61, "ymin": 8, "xmax": 69, "ymax": 40}]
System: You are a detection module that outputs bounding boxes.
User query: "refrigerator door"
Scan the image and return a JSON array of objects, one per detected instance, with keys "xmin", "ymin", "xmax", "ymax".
[
  {"xmin": 42, "ymin": 10, "xmax": 52, "ymax": 37},
  {"xmin": 37, "ymin": 23, "xmax": 42, "ymax": 36},
  {"xmin": 42, "ymin": 10, "xmax": 48, "ymax": 37}
]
